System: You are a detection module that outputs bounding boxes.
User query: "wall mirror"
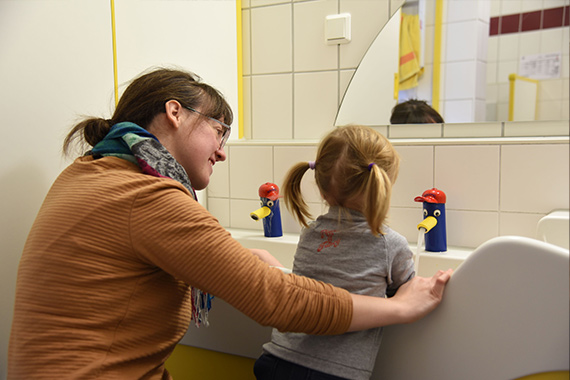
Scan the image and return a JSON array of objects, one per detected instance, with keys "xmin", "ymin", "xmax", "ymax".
[{"xmin": 335, "ymin": 0, "xmax": 569, "ymax": 129}]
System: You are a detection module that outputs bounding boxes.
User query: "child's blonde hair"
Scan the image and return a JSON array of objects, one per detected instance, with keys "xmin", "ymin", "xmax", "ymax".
[{"xmin": 283, "ymin": 125, "xmax": 400, "ymax": 236}]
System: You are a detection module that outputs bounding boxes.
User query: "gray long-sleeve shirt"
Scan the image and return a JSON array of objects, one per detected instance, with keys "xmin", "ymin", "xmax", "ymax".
[{"xmin": 263, "ymin": 206, "xmax": 415, "ymax": 380}]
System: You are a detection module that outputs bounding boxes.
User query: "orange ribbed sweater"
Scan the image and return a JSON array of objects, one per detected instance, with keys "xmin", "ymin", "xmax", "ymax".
[{"xmin": 8, "ymin": 156, "xmax": 352, "ymax": 379}]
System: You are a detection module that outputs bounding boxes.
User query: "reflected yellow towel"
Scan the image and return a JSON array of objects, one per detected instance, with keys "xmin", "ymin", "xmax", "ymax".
[{"xmin": 399, "ymin": 13, "xmax": 423, "ymax": 90}]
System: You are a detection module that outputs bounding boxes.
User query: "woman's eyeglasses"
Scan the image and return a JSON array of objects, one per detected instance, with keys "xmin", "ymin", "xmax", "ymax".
[{"xmin": 185, "ymin": 106, "xmax": 231, "ymax": 149}]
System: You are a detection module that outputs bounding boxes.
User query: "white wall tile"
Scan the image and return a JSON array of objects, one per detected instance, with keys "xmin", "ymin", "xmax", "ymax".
[
  {"xmin": 389, "ymin": 124, "xmax": 443, "ymax": 138},
  {"xmin": 500, "ymin": 144, "xmax": 569, "ymax": 213},
  {"xmin": 242, "ymin": 75, "xmax": 252, "ymax": 139},
  {"xmin": 563, "ymin": 27, "xmax": 569, "ymax": 55},
  {"xmin": 498, "ymin": 82, "xmax": 510, "ymax": 102},
  {"xmin": 339, "ymin": 0, "xmax": 390, "ymax": 69},
  {"xmin": 445, "ymin": 21, "xmax": 478, "ymax": 62},
  {"xmin": 281, "ymin": 201, "xmax": 322, "ymax": 234},
  {"xmin": 519, "ymin": 30, "xmax": 541, "ymax": 57},
  {"xmin": 389, "ymin": 207, "xmax": 424, "ymax": 244},
  {"xmin": 435, "ymin": 145, "xmax": 500, "ymax": 211},
  {"xmin": 497, "ymin": 102, "xmax": 509, "ymax": 121},
  {"xmin": 498, "ymin": 34, "xmax": 520, "ymax": 62},
  {"xmin": 208, "ymin": 197, "xmax": 231, "ymax": 228},
  {"xmin": 273, "ymin": 145, "xmax": 320, "ymax": 203},
  {"xmin": 537, "ymin": 100, "xmax": 563, "ymax": 120},
  {"xmin": 486, "ymin": 83, "xmax": 499, "ymax": 103},
  {"xmin": 543, "ymin": 0, "xmax": 570, "ymax": 9},
  {"xmin": 391, "ymin": 145, "xmax": 435, "ymax": 208},
  {"xmin": 504, "ymin": 120, "xmax": 569, "ymax": 136},
  {"xmin": 475, "ymin": 99, "xmax": 486, "ymax": 121},
  {"xmin": 446, "ymin": 209, "xmax": 499, "ymax": 248},
  {"xmin": 521, "ymin": 0, "xmax": 544, "ymax": 13},
  {"xmin": 445, "ymin": 61, "xmax": 476, "ymax": 99},
  {"xmin": 489, "ymin": 0, "xmax": 501, "ymax": 17},
  {"xmin": 208, "ymin": 156, "xmax": 230, "ymax": 198},
  {"xmin": 443, "ymin": 99, "xmax": 474, "ymax": 123},
  {"xmin": 229, "ymin": 145, "xmax": 274, "ymax": 199},
  {"xmin": 370, "ymin": 126, "xmax": 389, "ymax": 136},
  {"xmin": 294, "ymin": 71, "xmax": 338, "ymax": 139},
  {"xmin": 251, "ymin": 0, "xmax": 291, "ymax": 6},
  {"xmin": 500, "ymin": 0, "xmax": 522, "ymax": 15},
  {"xmin": 497, "ymin": 59, "xmax": 518, "ymax": 84},
  {"xmin": 499, "ymin": 212, "xmax": 545, "ymax": 240},
  {"xmin": 446, "ymin": 0, "xmax": 479, "ymax": 22},
  {"xmin": 242, "ymin": 9, "xmax": 251, "ymax": 76},
  {"xmin": 540, "ymin": 28, "xmax": 566, "ymax": 54},
  {"xmin": 540, "ymin": 79, "xmax": 564, "ymax": 102},
  {"xmin": 293, "ymin": 0, "xmax": 338, "ymax": 72},
  {"xmin": 251, "ymin": 4, "xmax": 292, "ymax": 74},
  {"xmin": 443, "ymin": 122, "xmax": 502, "ymax": 137},
  {"xmin": 339, "ymin": 69, "xmax": 354, "ymax": 106},
  {"xmin": 251, "ymin": 74, "xmax": 293, "ymax": 139},
  {"xmin": 230, "ymin": 198, "xmax": 267, "ymax": 230},
  {"xmin": 477, "ymin": 20, "xmax": 489, "ymax": 61},
  {"xmin": 476, "ymin": 60, "xmax": 487, "ymax": 100},
  {"xmin": 487, "ymin": 36, "xmax": 498, "ymax": 63}
]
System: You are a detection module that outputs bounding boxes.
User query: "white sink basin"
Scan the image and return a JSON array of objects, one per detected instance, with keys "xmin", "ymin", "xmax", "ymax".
[{"xmin": 537, "ymin": 210, "xmax": 569, "ymax": 250}]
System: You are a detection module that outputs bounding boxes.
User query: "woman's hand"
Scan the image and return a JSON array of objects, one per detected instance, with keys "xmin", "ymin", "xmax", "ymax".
[
  {"xmin": 348, "ymin": 269, "xmax": 453, "ymax": 331},
  {"xmin": 390, "ymin": 269, "xmax": 453, "ymax": 324}
]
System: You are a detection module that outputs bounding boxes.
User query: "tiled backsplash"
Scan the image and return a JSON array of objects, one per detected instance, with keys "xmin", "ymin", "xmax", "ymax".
[{"xmin": 205, "ymin": 122, "xmax": 569, "ymax": 249}]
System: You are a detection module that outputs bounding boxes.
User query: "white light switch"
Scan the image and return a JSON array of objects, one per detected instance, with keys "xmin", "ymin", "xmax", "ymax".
[{"xmin": 325, "ymin": 13, "xmax": 351, "ymax": 45}]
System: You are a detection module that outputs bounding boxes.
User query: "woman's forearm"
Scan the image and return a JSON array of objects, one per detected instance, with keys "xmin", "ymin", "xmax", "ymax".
[{"xmin": 348, "ymin": 269, "xmax": 452, "ymax": 332}]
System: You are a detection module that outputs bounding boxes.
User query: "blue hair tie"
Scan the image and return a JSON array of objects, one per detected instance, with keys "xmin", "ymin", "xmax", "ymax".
[
  {"xmin": 368, "ymin": 163, "xmax": 376, "ymax": 171},
  {"xmin": 308, "ymin": 161, "xmax": 316, "ymax": 170}
]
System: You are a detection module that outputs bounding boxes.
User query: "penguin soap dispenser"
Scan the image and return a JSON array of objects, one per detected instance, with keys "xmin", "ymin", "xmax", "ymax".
[
  {"xmin": 414, "ymin": 188, "xmax": 447, "ymax": 252},
  {"xmin": 250, "ymin": 182, "xmax": 283, "ymax": 238}
]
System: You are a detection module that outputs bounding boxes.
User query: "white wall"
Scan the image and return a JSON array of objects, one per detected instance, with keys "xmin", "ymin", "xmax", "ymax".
[{"xmin": 0, "ymin": 1, "xmax": 237, "ymax": 378}]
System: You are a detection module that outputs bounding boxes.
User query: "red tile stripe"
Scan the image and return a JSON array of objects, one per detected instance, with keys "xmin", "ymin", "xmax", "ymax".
[{"xmin": 489, "ymin": 5, "xmax": 569, "ymax": 36}]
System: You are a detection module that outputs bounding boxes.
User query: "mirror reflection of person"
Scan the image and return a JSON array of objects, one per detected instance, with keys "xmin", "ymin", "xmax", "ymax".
[
  {"xmin": 8, "ymin": 67, "xmax": 452, "ymax": 379},
  {"xmin": 390, "ymin": 99, "xmax": 444, "ymax": 124}
]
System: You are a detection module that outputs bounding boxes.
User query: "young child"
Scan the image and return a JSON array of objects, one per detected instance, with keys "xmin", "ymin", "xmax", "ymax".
[{"xmin": 254, "ymin": 125, "xmax": 415, "ymax": 380}]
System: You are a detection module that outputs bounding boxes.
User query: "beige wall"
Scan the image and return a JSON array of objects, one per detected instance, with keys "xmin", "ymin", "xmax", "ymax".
[{"xmin": 0, "ymin": 2, "xmax": 237, "ymax": 378}]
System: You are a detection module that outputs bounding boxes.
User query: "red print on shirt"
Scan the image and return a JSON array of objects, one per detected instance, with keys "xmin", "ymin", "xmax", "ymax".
[{"xmin": 317, "ymin": 229, "xmax": 340, "ymax": 252}]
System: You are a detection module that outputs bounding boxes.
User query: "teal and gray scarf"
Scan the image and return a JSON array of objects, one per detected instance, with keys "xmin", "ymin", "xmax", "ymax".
[{"xmin": 92, "ymin": 122, "xmax": 213, "ymax": 327}]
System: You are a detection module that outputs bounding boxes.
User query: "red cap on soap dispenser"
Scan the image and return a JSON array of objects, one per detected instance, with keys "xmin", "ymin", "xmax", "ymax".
[{"xmin": 414, "ymin": 188, "xmax": 446, "ymax": 204}]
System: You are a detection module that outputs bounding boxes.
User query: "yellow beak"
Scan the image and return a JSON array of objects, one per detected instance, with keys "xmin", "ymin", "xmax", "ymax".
[
  {"xmin": 418, "ymin": 216, "xmax": 437, "ymax": 232},
  {"xmin": 250, "ymin": 206, "xmax": 271, "ymax": 221}
]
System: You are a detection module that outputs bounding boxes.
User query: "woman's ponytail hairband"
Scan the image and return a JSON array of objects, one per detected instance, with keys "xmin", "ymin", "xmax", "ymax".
[
  {"xmin": 368, "ymin": 163, "xmax": 376, "ymax": 171},
  {"xmin": 308, "ymin": 161, "xmax": 316, "ymax": 170}
]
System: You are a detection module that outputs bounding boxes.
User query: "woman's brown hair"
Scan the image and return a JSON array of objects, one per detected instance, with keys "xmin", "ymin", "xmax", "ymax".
[
  {"xmin": 63, "ymin": 67, "xmax": 233, "ymax": 156},
  {"xmin": 283, "ymin": 125, "xmax": 400, "ymax": 236}
]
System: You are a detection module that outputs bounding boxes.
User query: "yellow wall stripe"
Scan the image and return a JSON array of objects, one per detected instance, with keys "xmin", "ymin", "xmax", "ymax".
[
  {"xmin": 432, "ymin": 0, "xmax": 443, "ymax": 111},
  {"xmin": 110, "ymin": 0, "xmax": 119, "ymax": 107},
  {"xmin": 236, "ymin": 0, "xmax": 244, "ymax": 139}
]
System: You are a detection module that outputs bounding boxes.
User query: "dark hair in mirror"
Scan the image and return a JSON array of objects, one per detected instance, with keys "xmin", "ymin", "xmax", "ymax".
[{"xmin": 390, "ymin": 99, "xmax": 444, "ymax": 124}]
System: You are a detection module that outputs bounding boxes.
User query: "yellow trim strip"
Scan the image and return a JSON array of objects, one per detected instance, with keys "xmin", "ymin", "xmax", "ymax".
[
  {"xmin": 236, "ymin": 0, "xmax": 244, "ymax": 139},
  {"xmin": 110, "ymin": 0, "xmax": 119, "ymax": 107},
  {"xmin": 394, "ymin": 73, "xmax": 399, "ymax": 100},
  {"xmin": 432, "ymin": 0, "xmax": 443, "ymax": 112}
]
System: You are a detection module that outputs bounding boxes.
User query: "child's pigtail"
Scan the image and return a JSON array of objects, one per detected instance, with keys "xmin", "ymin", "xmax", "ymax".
[
  {"xmin": 282, "ymin": 162, "xmax": 313, "ymax": 228},
  {"xmin": 364, "ymin": 163, "xmax": 392, "ymax": 235}
]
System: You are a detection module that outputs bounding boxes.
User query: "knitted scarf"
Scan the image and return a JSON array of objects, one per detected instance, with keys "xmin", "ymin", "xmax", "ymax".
[{"xmin": 92, "ymin": 122, "xmax": 213, "ymax": 327}]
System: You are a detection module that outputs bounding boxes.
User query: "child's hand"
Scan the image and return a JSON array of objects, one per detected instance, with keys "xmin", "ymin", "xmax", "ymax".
[{"xmin": 250, "ymin": 248, "xmax": 284, "ymax": 268}]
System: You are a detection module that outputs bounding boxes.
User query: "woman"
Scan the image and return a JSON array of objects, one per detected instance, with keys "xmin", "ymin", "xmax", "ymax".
[{"xmin": 8, "ymin": 67, "xmax": 451, "ymax": 379}]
